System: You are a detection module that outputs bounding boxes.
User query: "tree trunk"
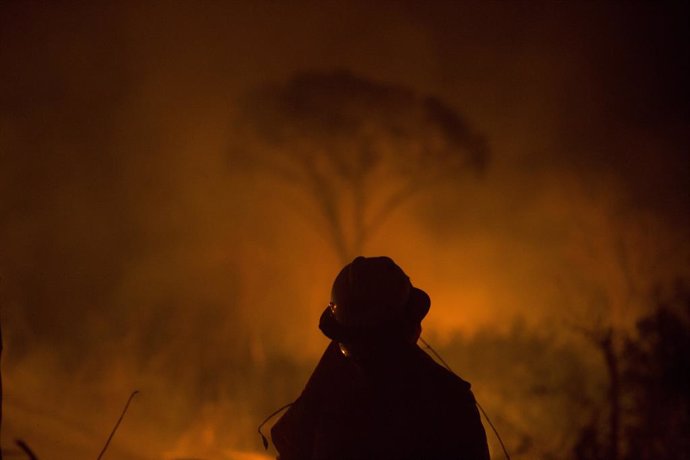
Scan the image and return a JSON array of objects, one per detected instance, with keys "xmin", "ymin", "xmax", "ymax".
[{"xmin": 601, "ymin": 329, "xmax": 620, "ymax": 460}]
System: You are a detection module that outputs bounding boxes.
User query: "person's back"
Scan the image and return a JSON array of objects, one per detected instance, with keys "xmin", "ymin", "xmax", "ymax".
[{"xmin": 270, "ymin": 256, "xmax": 490, "ymax": 460}]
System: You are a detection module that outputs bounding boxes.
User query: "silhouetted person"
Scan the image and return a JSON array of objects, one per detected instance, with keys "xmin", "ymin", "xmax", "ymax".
[{"xmin": 271, "ymin": 256, "xmax": 490, "ymax": 460}]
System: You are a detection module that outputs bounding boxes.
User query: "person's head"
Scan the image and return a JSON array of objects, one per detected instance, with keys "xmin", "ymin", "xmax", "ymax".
[{"xmin": 319, "ymin": 256, "xmax": 430, "ymax": 353}]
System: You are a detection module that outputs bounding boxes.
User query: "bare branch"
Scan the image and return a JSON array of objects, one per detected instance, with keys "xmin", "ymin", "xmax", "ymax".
[
  {"xmin": 96, "ymin": 390, "xmax": 140, "ymax": 460},
  {"xmin": 14, "ymin": 440, "xmax": 38, "ymax": 460}
]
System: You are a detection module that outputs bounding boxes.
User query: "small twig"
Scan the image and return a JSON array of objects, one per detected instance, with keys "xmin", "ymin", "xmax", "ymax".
[
  {"xmin": 14, "ymin": 440, "xmax": 38, "ymax": 460},
  {"xmin": 96, "ymin": 390, "xmax": 139, "ymax": 460}
]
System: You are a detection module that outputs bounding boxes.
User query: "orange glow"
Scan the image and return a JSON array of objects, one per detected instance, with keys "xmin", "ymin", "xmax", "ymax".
[{"xmin": 0, "ymin": 2, "xmax": 687, "ymax": 459}]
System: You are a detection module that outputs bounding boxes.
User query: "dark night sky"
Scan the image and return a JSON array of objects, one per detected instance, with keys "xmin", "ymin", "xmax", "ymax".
[{"xmin": 2, "ymin": 1, "xmax": 687, "ymax": 221}]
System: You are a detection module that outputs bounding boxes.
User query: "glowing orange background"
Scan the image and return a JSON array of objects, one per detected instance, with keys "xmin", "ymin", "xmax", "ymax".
[{"xmin": 0, "ymin": 2, "xmax": 687, "ymax": 459}]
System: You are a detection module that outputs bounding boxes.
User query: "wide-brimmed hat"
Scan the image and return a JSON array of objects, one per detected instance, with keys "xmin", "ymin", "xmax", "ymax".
[{"xmin": 319, "ymin": 256, "xmax": 430, "ymax": 342}]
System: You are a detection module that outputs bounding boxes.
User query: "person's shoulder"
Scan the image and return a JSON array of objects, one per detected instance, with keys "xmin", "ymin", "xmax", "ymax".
[{"xmin": 412, "ymin": 346, "xmax": 476, "ymax": 402}]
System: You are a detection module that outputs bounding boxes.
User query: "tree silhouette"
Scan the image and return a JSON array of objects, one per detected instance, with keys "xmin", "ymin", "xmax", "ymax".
[
  {"xmin": 574, "ymin": 282, "xmax": 690, "ymax": 460},
  {"xmin": 237, "ymin": 70, "xmax": 488, "ymax": 262},
  {"xmin": 621, "ymin": 282, "xmax": 690, "ymax": 460},
  {"xmin": 559, "ymin": 176, "xmax": 690, "ymax": 460}
]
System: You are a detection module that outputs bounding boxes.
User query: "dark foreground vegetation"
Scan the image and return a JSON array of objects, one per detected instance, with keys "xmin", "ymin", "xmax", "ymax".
[{"xmin": 1, "ymin": 282, "xmax": 687, "ymax": 460}]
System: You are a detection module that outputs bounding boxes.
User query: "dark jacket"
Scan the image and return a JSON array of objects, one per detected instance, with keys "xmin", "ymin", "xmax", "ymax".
[{"xmin": 271, "ymin": 340, "xmax": 490, "ymax": 460}]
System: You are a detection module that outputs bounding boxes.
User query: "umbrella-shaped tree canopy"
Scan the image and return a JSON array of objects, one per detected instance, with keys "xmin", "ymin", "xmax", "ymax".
[{"xmin": 237, "ymin": 70, "xmax": 488, "ymax": 261}]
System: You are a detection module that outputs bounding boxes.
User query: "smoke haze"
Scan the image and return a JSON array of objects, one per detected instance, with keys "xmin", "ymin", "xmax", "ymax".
[{"xmin": 1, "ymin": 1, "xmax": 688, "ymax": 459}]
